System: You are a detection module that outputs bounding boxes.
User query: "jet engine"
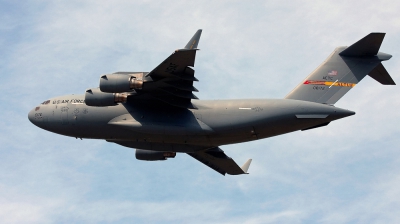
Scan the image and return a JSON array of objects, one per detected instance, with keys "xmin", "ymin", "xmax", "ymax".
[
  {"xmin": 99, "ymin": 73, "xmax": 143, "ymax": 93},
  {"xmin": 135, "ymin": 149, "xmax": 176, "ymax": 161},
  {"xmin": 85, "ymin": 87, "xmax": 127, "ymax": 106}
]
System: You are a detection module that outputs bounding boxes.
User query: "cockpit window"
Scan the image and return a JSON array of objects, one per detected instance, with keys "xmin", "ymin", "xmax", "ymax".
[{"xmin": 41, "ymin": 100, "xmax": 50, "ymax": 105}]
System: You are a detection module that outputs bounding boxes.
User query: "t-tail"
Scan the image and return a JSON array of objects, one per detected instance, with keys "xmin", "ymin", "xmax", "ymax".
[{"xmin": 285, "ymin": 33, "xmax": 395, "ymax": 104}]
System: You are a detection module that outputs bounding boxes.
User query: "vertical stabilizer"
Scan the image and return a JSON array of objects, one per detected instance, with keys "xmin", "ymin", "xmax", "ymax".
[{"xmin": 285, "ymin": 33, "xmax": 395, "ymax": 104}]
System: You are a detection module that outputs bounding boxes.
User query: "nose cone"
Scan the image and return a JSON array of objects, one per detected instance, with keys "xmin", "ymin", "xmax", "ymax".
[
  {"xmin": 28, "ymin": 107, "xmax": 43, "ymax": 128},
  {"xmin": 28, "ymin": 108, "xmax": 35, "ymax": 124}
]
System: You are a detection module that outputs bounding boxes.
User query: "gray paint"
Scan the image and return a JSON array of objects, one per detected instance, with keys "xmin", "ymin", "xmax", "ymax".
[{"xmin": 28, "ymin": 30, "xmax": 394, "ymax": 175}]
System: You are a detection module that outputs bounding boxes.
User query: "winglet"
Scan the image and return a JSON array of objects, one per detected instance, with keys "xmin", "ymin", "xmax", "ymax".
[
  {"xmin": 184, "ymin": 29, "xmax": 202, "ymax": 49},
  {"xmin": 241, "ymin": 159, "xmax": 252, "ymax": 174},
  {"xmin": 339, "ymin": 33, "xmax": 385, "ymax": 56}
]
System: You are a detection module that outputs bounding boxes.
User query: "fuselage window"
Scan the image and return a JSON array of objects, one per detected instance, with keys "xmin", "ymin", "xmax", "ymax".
[{"xmin": 41, "ymin": 100, "xmax": 50, "ymax": 105}]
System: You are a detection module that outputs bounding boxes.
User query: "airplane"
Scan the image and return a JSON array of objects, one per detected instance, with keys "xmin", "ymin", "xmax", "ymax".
[{"xmin": 28, "ymin": 30, "xmax": 395, "ymax": 176}]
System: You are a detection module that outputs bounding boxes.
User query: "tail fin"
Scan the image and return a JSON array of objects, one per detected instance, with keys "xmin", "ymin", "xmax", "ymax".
[{"xmin": 285, "ymin": 33, "xmax": 395, "ymax": 104}]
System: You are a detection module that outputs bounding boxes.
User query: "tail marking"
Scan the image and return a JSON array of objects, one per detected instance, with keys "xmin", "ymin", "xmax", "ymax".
[
  {"xmin": 303, "ymin": 80, "xmax": 356, "ymax": 88},
  {"xmin": 285, "ymin": 33, "xmax": 394, "ymax": 104}
]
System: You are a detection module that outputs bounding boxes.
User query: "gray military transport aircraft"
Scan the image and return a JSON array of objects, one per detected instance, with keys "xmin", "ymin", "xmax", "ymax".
[{"xmin": 28, "ymin": 30, "xmax": 395, "ymax": 175}]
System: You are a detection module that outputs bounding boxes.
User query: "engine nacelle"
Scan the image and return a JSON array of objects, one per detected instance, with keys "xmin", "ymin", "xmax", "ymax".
[
  {"xmin": 85, "ymin": 87, "xmax": 127, "ymax": 106},
  {"xmin": 135, "ymin": 149, "xmax": 176, "ymax": 161},
  {"xmin": 99, "ymin": 73, "xmax": 143, "ymax": 93}
]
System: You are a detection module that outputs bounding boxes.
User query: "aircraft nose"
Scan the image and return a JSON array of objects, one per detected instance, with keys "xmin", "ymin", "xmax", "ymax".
[
  {"xmin": 28, "ymin": 108, "xmax": 36, "ymax": 124},
  {"xmin": 28, "ymin": 106, "xmax": 41, "ymax": 127}
]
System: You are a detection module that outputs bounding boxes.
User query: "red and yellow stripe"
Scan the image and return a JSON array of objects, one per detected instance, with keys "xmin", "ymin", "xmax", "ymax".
[{"xmin": 303, "ymin": 80, "xmax": 356, "ymax": 88}]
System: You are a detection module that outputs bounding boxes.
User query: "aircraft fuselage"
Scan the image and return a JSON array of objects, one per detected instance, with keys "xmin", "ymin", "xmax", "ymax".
[
  {"xmin": 28, "ymin": 94, "xmax": 354, "ymax": 152},
  {"xmin": 26, "ymin": 30, "xmax": 394, "ymax": 175}
]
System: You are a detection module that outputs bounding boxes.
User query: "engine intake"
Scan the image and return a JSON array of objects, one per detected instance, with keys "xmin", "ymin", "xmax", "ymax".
[
  {"xmin": 135, "ymin": 149, "xmax": 176, "ymax": 161},
  {"xmin": 85, "ymin": 88, "xmax": 127, "ymax": 106},
  {"xmin": 100, "ymin": 73, "xmax": 144, "ymax": 93}
]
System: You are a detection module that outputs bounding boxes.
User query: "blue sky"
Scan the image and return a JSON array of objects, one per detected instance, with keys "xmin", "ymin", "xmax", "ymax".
[{"xmin": 1, "ymin": 1, "xmax": 400, "ymax": 223}]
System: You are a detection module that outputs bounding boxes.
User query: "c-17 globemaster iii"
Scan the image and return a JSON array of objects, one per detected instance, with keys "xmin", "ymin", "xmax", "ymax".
[{"xmin": 28, "ymin": 30, "xmax": 395, "ymax": 175}]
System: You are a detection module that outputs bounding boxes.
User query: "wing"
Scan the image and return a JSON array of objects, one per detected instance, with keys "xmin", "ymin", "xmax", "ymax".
[
  {"xmin": 109, "ymin": 140, "xmax": 252, "ymax": 176},
  {"xmin": 188, "ymin": 147, "xmax": 252, "ymax": 175},
  {"xmin": 132, "ymin": 30, "xmax": 202, "ymax": 109}
]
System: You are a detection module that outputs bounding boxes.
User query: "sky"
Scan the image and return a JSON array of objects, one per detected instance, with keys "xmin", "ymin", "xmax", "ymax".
[{"xmin": 1, "ymin": 0, "xmax": 400, "ymax": 223}]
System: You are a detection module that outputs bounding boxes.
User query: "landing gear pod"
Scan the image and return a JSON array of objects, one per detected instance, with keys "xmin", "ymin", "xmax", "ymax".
[
  {"xmin": 85, "ymin": 88, "xmax": 127, "ymax": 106},
  {"xmin": 135, "ymin": 149, "xmax": 176, "ymax": 161},
  {"xmin": 99, "ymin": 73, "xmax": 144, "ymax": 93}
]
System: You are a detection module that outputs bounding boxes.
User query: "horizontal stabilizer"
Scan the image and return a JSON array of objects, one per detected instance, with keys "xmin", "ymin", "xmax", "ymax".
[
  {"xmin": 286, "ymin": 32, "xmax": 393, "ymax": 104},
  {"xmin": 368, "ymin": 63, "xmax": 396, "ymax": 85},
  {"xmin": 339, "ymin": 33, "xmax": 385, "ymax": 56}
]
